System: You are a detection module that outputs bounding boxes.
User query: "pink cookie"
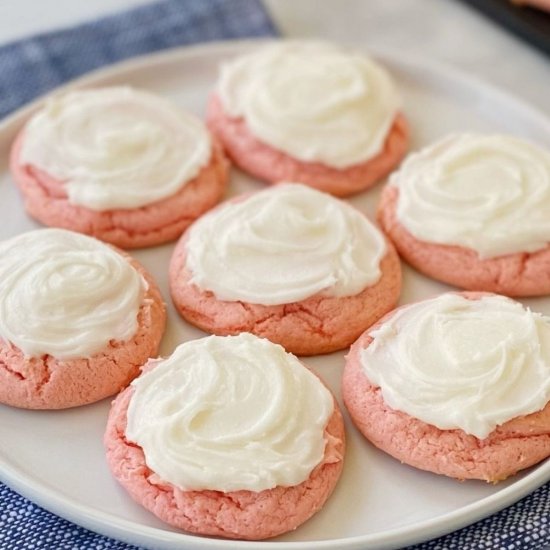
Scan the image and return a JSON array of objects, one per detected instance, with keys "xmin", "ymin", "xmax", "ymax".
[
  {"xmin": 104, "ymin": 372, "xmax": 345, "ymax": 540},
  {"xmin": 206, "ymin": 94, "xmax": 409, "ymax": 198},
  {"xmin": 342, "ymin": 293, "xmax": 550, "ymax": 482},
  {"xmin": 169, "ymin": 234, "xmax": 401, "ymax": 357},
  {"xmin": 378, "ymin": 186, "xmax": 550, "ymax": 296},
  {"xmin": 0, "ymin": 252, "xmax": 166, "ymax": 410},
  {"xmin": 10, "ymin": 132, "xmax": 229, "ymax": 249}
]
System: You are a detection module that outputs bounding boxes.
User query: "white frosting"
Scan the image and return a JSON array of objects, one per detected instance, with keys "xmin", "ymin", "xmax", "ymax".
[
  {"xmin": 361, "ymin": 294, "xmax": 550, "ymax": 439},
  {"xmin": 126, "ymin": 333, "xmax": 333, "ymax": 492},
  {"xmin": 218, "ymin": 41, "xmax": 400, "ymax": 168},
  {"xmin": 185, "ymin": 183, "xmax": 387, "ymax": 305},
  {"xmin": 0, "ymin": 229, "xmax": 145, "ymax": 359},
  {"xmin": 20, "ymin": 87, "xmax": 211, "ymax": 210},
  {"xmin": 391, "ymin": 134, "xmax": 550, "ymax": 258}
]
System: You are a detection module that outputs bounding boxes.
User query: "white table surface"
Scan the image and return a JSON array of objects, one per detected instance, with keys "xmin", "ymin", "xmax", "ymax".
[{"xmin": 0, "ymin": 0, "xmax": 548, "ymax": 115}]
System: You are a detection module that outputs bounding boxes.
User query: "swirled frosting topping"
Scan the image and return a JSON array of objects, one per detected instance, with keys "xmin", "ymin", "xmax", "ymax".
[
  {"xmin": 0, "ymin": 229, "xmax": 145, "ymax": 359},
  {"xmin": 126, "ymin": 333, "xmax": 334, "ymax": 492},
  {"xmin": 185, "ymin": 183, "xmax": 387, "ymax": 305},
  {"xmin": 218, "ymin": 41, "xmax": 400, "ymax": 168},
  {"xmin": 391, "ymin": 134, "xmax": 550, "ymax": 258},
  {"xmin": 19, "ymin": 87, "xmax": 211, "ymax": 210},
  {"xmin": 361, "ymin": 293, "xmax": 550, "ymax": 439}
]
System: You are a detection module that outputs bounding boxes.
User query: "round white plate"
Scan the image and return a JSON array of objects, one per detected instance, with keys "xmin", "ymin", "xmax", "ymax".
[{"xmin": 0, "ymin": 40, "xmax": 549, "ymax": 550}]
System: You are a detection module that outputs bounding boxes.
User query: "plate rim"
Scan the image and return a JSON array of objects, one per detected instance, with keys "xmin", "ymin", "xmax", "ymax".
[{"xmin": 1, "ymin": 38, "xmax": 549, "ymax": 550}]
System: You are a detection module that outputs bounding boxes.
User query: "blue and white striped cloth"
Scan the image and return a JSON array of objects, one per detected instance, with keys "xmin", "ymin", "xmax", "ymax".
[
  {"xmin": 0, "ymin": 1, "xmax": 548, "ymax": 548},
  {"xmin": 0, "ymin": 0, "xmax": 277, "ymax": 118}
]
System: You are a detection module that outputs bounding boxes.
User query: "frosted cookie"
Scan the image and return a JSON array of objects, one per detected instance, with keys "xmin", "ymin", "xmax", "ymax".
[
  {"xmin": 105, "ymin": 333, "xmax": 345, "ymax": 540},
  {"xmin": 378, "ymin": 133, "xmax": 550, "ymax": 296},
  {"xmin": 343, "ymin": 292, "xmax": 550, "ymax": 482},
  {"xmin": 0, "ymin": 229, "xmax": 166, "ymax": 409},
  {"xmin": 169, "ymin": 183, "xmax": 401, "ymax": 356},
  {"xmin": 11, "ymin": 87, "xmax": 228, "ymax": 248},
  {"xmin": 207, "ymin": 41, "xmax": 409, "ymax": 197}
]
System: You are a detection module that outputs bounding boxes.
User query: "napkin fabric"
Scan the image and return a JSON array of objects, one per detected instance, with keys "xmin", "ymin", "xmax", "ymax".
[
  {"xmin": 0, "ymin": 0, "xmax": 277, "ymax": 118},
  {"xmin": 0, "ymin": 0, "xmax": 548, "ymax": 548}
]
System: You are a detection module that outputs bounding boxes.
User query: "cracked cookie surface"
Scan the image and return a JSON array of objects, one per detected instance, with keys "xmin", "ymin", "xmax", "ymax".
[
  {"xmin": 104, "ymin": 371, "xmax": 345, "ymax": 540},
  {"xmin": 378, "ymin": 186, "xmax": 550, "ymax": 296},
  {"xmin": 343, "ymin": 300, "xmax": 550, "ymax": 482},
  {"xmin": 0, "ymin": 252, "xmax": 166, "ymax": 409},
  {"xmin": 206, "ymin": 94, "xmax": 409, "ymax": 198},
  {"xmin": 10, "ymin": 132, "xmax": 229, "ymax": 249},
  {"xmin": 169, "ymin": 234, "xmax": 402, "ymax": 356}
]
